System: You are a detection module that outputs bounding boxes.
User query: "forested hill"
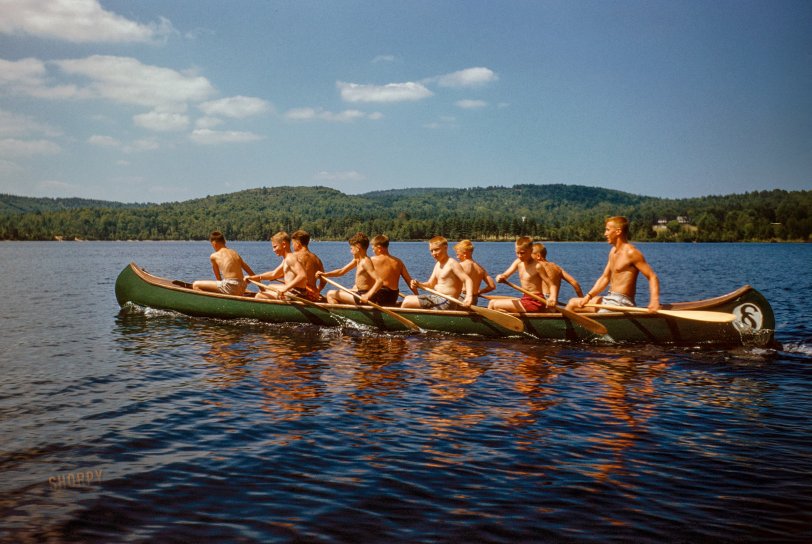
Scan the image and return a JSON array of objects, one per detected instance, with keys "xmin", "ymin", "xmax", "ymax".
[
  {"xmin": 0, "ymin": 184, "xmax": 809, "ymax": 242},
  {"xmin": 0, "ymin": 194, "xmax": 146, "ymax": 215}
]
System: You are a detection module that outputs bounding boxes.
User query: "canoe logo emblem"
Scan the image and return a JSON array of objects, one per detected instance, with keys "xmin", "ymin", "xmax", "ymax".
[{"xmin": 733, "ymin": 303, "xmax": 763, "ymax": 329}]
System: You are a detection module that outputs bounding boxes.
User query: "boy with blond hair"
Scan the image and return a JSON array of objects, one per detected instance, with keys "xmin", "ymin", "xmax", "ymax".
[
  {"xmin": 453, "ymin": 239, "xmax": 495, "ymax": 306},
  {"xmin": 401, "ymin": 236, "xmax": 474, "ymax": 310},
  {"xmin": 247, "ymin": 231, "xmax": 308, "ymax": 300}
]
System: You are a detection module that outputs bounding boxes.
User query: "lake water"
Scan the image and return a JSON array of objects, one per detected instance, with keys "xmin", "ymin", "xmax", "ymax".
[{"xmin": 1, "ymin": 241, "xmax": 811, "ymax": 543}]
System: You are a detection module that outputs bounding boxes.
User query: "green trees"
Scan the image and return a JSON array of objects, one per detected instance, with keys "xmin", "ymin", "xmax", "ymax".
[{"xmin": 1, "ymin": 185, "xmax": 809, "ymax": 242}]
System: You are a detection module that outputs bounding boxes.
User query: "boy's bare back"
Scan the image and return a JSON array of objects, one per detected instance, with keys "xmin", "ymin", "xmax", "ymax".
[{"xmin": 212, "ymin": 247, "xmax": 248, "ymax": 280}]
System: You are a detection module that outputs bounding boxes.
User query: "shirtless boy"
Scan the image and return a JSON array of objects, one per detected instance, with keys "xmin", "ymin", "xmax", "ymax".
[
  {"xmin": 401, "ymin": 236, "xmax": 474, "ymax": 310},
  {"xmin": 291, "ymin": 229, "xmax": 325, "ymax": 301},
  {"xmin": 487, "ymin": 237, "xmax": 558, "ymax": 313},
  {"xmin": 566, "ymin": 216, "xmax": 660, "ymax": 312},
  {"xmin": 246, "ymin": 231, "xmax": 308, "ymax": 300},
  {"xmin": 193, "ymin": 231, "xmax": 255, "ymax": 295},
  {"xmin": 531, "ymin": 243, "xmax": 583, "ymax": 301},
  {"xmin": 370, "ymin": 234, "xmax": 417, "ymax": 306},
  {"xmin": 318, "ymin": 232, "xmax": 384, "ymax": 305},
  {"xmin": 453, "ymin": 239, "xmax": 495, "ymax": 306}
]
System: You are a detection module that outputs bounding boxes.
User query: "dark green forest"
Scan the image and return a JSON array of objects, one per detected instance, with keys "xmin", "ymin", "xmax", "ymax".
[{"xmin": 1, "ymin": 184, "xmax": 810, "ymax": 242}]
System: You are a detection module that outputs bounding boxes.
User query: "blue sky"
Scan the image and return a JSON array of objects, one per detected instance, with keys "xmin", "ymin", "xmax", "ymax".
[{"xmin": 0, "ymin": 0, "xmax": 810, "ymax": 203}]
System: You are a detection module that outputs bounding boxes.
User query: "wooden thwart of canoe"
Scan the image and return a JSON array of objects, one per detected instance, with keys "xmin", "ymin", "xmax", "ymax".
[
  {"xmin": 418, "ymin": 285, "xmax": 525, "ymax": 333},
  {"xmin": 500, "ymin": 279, "xmax": 608, "ymax": 335},
  {"xmin": 587, "ymin": 303, "xmax": 736, "ymax": 323}
]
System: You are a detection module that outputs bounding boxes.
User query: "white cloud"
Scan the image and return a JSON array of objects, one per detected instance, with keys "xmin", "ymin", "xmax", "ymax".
[
  {"xmin": 0, "ymin": 138, "xmax": 61, "ymax": 156},
  {"xmin": 0, "ymin": 57, "xmax": 48, "ymax": 93},
  {"xmin": 89, "ymin": 134, "xmax": 164, "ymax": 153},
  {"xmin": 133, "ymin": 111, "xmax": 189, "ymax": 132},
  {"xmin": 195, "ymin": 116, "xmax": 224, "ymax": 129},
  {"xmin": 435, "ymin": 67, "xmax": 498, "ymax": 88},
  {"xmin": 284, "ymin": 107, "xmax": 381, "ymax": 122},
  {"xmin": 456, "ymin": 99, "xmax": 487, "ymax": 109},
  {"xmin": 190, "ymin": 129, "xmax": 263, "ymax": 145},
  {"xmin": 124, "ymin": 138, "xmax": 160, "ymax": 153},
  {"xmin": 313, "ymin": 170, "xmax": 365, "ymax": 182},
  {"xmin": 337, "ymin": 81, "xmax": 432, "ymax": 103},
  {"xmin": 88, "ymin": 135, "xmax": 121, "ymax": 147},
  {"xmin": 0, "ymin": 0, "xmax": 174, "ymax": 43},
  {"xmin": 198, "ymin": 96, "xmax": 271, "ymax": 118},
  {"xmin": 52, "ymin": 55, "xmax": 215, "ymax": 110},
  {"xmin": 0, "ymin": 108, "xmax": 61, "ymax": 137},
  {"xmin": 372, "ymin": 54, "xmax": 396, "ymax": 63}
]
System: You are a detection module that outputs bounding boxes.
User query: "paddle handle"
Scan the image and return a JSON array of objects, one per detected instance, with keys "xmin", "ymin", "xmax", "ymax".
[
  {"xmin": 587, "ymin": 303, "xmax": 648, "ymax": 313},
  {"xmin": 587, "ymin": 303, "xmax": 736, "ymax": 323}
]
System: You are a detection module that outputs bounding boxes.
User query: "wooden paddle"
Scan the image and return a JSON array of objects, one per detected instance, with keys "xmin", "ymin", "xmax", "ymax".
[
  {"xmin": 501, "ymin": 279, "xmax": 608, "ymax": 335},
  {"xmin": 586, "ymin": 303, "xmax": 736, "ymax": 323},
  {"xmin": 417, "ymin": 285, "xmax": 525, "ymax": 333},
  {"xmin": 320, "ymin": 276, "xmax": 421, "ymax": 331}
]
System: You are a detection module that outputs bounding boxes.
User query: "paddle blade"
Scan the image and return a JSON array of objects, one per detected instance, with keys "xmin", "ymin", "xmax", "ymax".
[
  {"xmin": 559, "ymin": 307, "xmax": 608, "ymax": 335},
  {"xmin": 657, "ymin": 309, "xmax": 737, "ymax": 323},
  {"xmin": 472, "ymin": 306, "xmax": 525, "ymax": 332}
]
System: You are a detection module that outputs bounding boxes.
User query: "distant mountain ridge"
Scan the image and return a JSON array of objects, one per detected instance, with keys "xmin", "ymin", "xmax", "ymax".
[
  {"xmin": 0, "ymin": 194, "xmax": 147, "ymax": 215},
  {"xmin": 0, "ymin": 184, "xmax": 809, "ymax": 242}
]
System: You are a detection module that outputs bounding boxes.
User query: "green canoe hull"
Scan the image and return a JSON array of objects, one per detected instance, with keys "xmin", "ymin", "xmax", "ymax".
[{"xmin": 115, "ymin": 263, "xmax": 776, "ymax": 347}]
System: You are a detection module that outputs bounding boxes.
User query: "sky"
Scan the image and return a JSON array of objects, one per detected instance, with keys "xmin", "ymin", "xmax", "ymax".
[{"xmin": 0, "ymin": 0, "xmax": 810, "ymax": 203}]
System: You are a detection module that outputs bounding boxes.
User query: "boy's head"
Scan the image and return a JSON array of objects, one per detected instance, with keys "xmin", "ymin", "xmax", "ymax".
[
  {"xmin": 515, "ymin": 236, "xmax": 533, "ymax": 260},
  {"xmin": 428, "ymin": 236, "xmax": 448, "ymax": 260},
  {"xmin": 531, "ymin": 243, "xmax": 547, "ymax": 260},
  {"xmin": 371, "ymin": 234, "xmax": 390, "ymax": 249},
  {"xmin": 271, "ymin": 231, "xmax": 291, "ymax": 254},
  {"xmin": 454, "ymin": 239, "xmax": 473, "ymax": 253},
  {"xmin": 291, "ymin": 229, "xmax": 311, "ymax": 248},
  {"xmin": 209, "ymin": 230, "xmax": 226, "ymax": 246},
  {"xmin": 606, "ymin": 216, "xmax": 629, "ymax": 236},
  {"xmin": 348, "ymin": 232, "xmax": 370, "ymax": 251},
  {"xmin": 454, "ymin": 239, "xmax": 474, "ymax": 260}
]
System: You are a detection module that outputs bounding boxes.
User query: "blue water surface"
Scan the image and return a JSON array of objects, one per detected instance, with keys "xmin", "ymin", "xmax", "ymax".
[{"xmin": 1, "ymin": 241, "xmax": 811, "ymax": 543}]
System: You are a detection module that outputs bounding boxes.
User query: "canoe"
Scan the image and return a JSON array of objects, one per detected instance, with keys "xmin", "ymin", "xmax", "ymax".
[{"xmin": 115, "ymin": 263, "xmax": 776, "ymax": 347}]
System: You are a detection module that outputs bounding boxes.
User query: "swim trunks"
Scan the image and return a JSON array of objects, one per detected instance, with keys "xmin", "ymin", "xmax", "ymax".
[
  {"xmin": 217, "ymin": 278, "xmax": 245, "ymax": 295},
  {"xmin": 599, "ymin": 291, "xmax": 636, "ymax": 313},
  {"xmin": 416, "ymin": 293, "xmax": 458, "ymax": 311},
  {"xmin": 519, "ymin": 293, "xmax": 545, "ymax": 312},
  {"xmin": 289, "ymin": 287, "xmax": 325, "ymax": 302},
  {"xmin": 370, "ymin": 286, "xmax": 399, "ymax": 306}
]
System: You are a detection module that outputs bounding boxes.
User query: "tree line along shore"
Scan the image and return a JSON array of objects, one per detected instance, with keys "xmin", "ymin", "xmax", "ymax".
[{"xmin": 1, "ymin": 184, "xmax": 810, "ymax": 243}]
